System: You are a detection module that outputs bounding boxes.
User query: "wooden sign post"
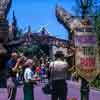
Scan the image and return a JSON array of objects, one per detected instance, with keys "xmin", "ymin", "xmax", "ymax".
[{"xmin": 74, "ymin": 20, "xmax": 99, "ymax": 82}]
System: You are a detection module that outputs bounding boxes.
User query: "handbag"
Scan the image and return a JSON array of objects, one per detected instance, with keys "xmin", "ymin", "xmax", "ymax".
[{"xmin": 42, "ymin": 62, "xmax": 55, "ymax": 94}]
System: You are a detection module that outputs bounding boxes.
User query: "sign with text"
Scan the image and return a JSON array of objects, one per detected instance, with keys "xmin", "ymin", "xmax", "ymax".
[
  {"xmin": 74, "ymin": 35, "xmax": 96, "ymax": 46},
  {"xmin": 74, "ymin": 25, "xmax": 98, "ymax": 82}
]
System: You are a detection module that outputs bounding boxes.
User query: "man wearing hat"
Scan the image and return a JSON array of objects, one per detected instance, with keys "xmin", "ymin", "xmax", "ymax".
[{"xmin": 49, "ymin": 51, "xmax": 69, "ymax": 100}]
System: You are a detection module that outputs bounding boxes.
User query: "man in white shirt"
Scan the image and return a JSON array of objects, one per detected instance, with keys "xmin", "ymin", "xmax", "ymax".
[
  {"xmin": 24, "ymin": 67, "xmax": 33, "ymax": 83},
  {"xmin": 49, "ymin": 51, "xmax": 68, "ymax": 100},
  {"xmin": 49, "ymin": 60, "xmax": 68, "ymax": 81},
  {"xmin": 24, "ymin": 59, "xmax": 35, "ymax": 100}
]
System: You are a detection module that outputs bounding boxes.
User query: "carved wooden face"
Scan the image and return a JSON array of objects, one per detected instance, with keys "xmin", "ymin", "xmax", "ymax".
[
  {"xmin": 0, "ymin": 0, "xmax": 11, "ymax": 17},
  {"xmin": 0, "ymin": 0, "xmax": 10, "ymax": 8}
]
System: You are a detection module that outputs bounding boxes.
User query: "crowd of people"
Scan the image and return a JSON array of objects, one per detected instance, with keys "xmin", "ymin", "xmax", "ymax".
[
  {"xmin": 6, "ymin": 52, "xmax": 50, "ymax": 100},
  {"xmin": 5, "ymin": 50, "xmax": 77, "ymax": 100}
]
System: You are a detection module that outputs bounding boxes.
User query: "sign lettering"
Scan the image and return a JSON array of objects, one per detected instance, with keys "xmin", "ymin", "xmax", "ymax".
[
  {"xmin": 83, "ymin": 47, "xmax": 96, "ymax": 56},
  {"xmin": 80, "ymin": 57, "xmax": 95, "ymax": 67},
  {"xmin": 75, "ymin": 35, "xmax": 96, "ymax": 46}
]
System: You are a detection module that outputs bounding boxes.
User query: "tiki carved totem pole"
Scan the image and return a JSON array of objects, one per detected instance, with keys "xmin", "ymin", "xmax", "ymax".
[
  {"xmin": 0, "ymin": 0, "xmax": 12, "ymax": 69},
  {"xmin": 56, "ymin": 1, "xmax": 99, "ymax": 100}
]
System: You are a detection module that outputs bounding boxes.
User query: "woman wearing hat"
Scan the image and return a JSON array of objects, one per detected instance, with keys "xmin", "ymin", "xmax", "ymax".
[{"xmin": 49, "ymin": 51, "xmax": 69, "ymax": 100}]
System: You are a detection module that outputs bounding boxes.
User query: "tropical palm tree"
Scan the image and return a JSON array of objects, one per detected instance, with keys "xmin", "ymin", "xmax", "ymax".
[{"xmin": 74, "ymin": 0, "xmax": 93, "ymax": 18}]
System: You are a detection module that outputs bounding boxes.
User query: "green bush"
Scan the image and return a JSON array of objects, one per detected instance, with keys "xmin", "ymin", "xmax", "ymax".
[{"xmin": 91, "ymin": 75, "xmax": 100, "ymax": 89}]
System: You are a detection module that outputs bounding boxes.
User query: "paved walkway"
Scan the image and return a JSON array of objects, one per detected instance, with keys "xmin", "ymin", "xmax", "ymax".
[{"xmin": 0, "ymin": 81, "xmax": 100, "ymax": 100}]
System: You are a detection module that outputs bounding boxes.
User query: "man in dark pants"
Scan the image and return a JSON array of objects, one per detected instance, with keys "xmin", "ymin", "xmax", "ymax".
[
  {"xmin": 6, "ymin": 52, "xmax": 18, "ymax": 100},
  {"xmin": 52, "ymin": 80, "xmax": 67, "ymax": 100},
  {"xmin": 49, "ymin": 51, "xmax": 68, "ymax": 100}
]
